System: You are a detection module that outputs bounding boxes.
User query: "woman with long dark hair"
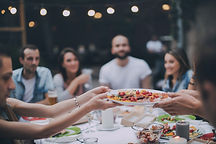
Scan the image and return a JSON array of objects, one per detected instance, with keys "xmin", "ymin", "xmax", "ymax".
[
  {"xmin": 53, "ymin": 48, "xmax": 90, "ymax": 102},
  {"xmin": 162, "ymin": 48, "xmax": 193, "ymax": 92}
]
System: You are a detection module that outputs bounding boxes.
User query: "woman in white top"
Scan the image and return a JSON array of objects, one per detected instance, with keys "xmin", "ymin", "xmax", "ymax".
[{"xmin": 54, "ymin": 48, "xmax": 90, "ymax": 102}]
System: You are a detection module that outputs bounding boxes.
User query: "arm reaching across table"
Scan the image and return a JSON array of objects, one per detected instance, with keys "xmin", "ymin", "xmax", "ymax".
[
  {"xmin": 1, "ymin": 86, "xmax": 120, "ymax": 139},
  {"xmin": 153, "ymin": 90, "xmax": 206, "ymax": 118}
]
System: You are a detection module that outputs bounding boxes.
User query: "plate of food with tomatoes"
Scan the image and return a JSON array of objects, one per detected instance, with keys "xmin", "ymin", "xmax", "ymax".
[
  {"xmin": 161, "ymin": 123, "xmax": 203, "ymax": 140},
  {"xmin": 107, "ymin": 89, "xmax": 170, "ymax": 105}
]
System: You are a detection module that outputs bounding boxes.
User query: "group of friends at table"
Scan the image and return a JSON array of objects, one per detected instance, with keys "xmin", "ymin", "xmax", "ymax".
[{"xmin": 1, "ymin": 1, "xmax": 216, "ymax": 143}]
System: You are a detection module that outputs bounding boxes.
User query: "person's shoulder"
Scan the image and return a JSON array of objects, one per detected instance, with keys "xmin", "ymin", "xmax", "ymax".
[
  {"xmin": 13, "ymin": 67, "xmax": 22, "ymax": 74},
  {"xmin": 156, "ymin": 40, "xmax": 162, "ymax": 44},
  {"xmin": 146, "ymin": 40, "xmax": 153, "ymax": 44},
  {"xmin": 12, "ymin": 67, "xmax": 23, "ymax": 79},
  {"xmin": 54, "ymin": 73, "xmax": 63, "ymax": 79},
  {"xmin": 36, "ymin": 66, "xmax": 52, "ymax": 77},
  {"xmin": 37, "ymin": 66, "xmax": 51, "ymax": 73},
  {"xmin": 101, "ymin": 59, "xmax": 115, "ymax": 69},
  {"xmin": 53, "ymin": 73, "xmax": 64, "ymax": 83},
  {"xmin": 130, "ymin": 56, "xmax": 149, "ymax": 65}
]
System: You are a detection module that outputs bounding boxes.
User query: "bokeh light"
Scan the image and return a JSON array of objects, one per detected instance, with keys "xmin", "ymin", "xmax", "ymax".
[
  {"xmin": 29, "ymin": 21, "xmax": 36, "ymax": 28},
  {"xmin": 88, "ymin": 9, "xmax": 95, "ymax": 17},
  {"xmin": 40, "ymin": 8, "xmax": 47, "ymax": 16},
  {"xmin": 8, "ymin": 6, "xmax": 12, "ymax": 11},
  {"xmin": 62, "ymin": 9, "xmax": 70, "ymax": 17},
  {"xmin": 107, "ymin": 7, "xmax": 115, "ymax": 14},
  {"xmin": 94, "ymin": 12, "xmax": 102, "ymax": 19},
  {"xmin": 131, "ymin": 6, "xmax": 139, "ymax": 13},
  {"xmin": 1, "ymin": 9, "xmax": 6, "ymax": 15},
  {"xmin": 10, "ymin": 7, "xmax": 17, "ymax": 14},
  {"xmin": 162, "ymin": 4, "xmax": 171, "ymax": 11}
]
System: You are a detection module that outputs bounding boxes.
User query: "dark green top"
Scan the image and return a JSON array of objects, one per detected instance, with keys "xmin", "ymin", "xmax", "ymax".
[{"xmin": 0, "ymin": 105, "xmax": 23, "ymax": 144}]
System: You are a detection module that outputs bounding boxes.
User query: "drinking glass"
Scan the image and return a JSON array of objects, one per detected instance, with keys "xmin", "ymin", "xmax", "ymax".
[
  {"xmin": 83, "ymin": 137, "xmax": 98, "ymax": 144},
  {"xmin": 85, "ymin": 112, "xmax": 95, "ymax": 133},
  {"xmin": 48, "ymin": 90, "xmax": 58, "ymax": 105},
  {"xmin": 144, "ymin": 105, "xmax": 153, "ymax": 114}
]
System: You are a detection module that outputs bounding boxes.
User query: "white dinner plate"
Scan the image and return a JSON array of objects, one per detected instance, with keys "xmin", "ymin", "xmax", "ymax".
[
  {"xmin": 45, "ymin": 126, "xmax": 81, "ymax": 143},
  {"xmin": 107, "ymin": 89, "xmax": 169, "ymax": 106},
  {"xmin": 45, "ymin": 134, "xmax": 81, "ymax": 143},
  {"xmin": 96, "ymin": 124, "xmax": 120, "ymax": 131}
]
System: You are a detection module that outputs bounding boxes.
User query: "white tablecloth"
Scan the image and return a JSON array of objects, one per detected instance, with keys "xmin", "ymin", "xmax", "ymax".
[{"xmin": 34, "ymin": 108, "xmax": 214, "ymax": 144}]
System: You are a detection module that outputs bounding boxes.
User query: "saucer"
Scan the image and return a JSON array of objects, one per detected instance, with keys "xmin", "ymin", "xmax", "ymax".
[{"xmin": 96, "ymin": 124, "xmax": 120, "ymax": 131}]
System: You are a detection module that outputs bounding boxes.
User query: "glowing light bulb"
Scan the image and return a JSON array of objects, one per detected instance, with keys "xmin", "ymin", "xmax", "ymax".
[
  {"xmin": 8, "ymin": 6, "xmax": 12, "ymax": 11},
  {"xmin": 1, "ymin": 9, "xmax": 6, "ymax": 15},
  {"xmin": 107, "ymin": 7, "xmax": 115, "ymax": 14},
  {"xmin": 88, "ymin": 9, "xmax": 95, "ymax": 17},
  {"xmin": 94, "ymin": 12, "xmax": 102, "ymax": 19},
  {"xmin": 162, "ymin": 4, "xmax": 170, "ymax": 11},
  {"xmin": 131, "ymin": 6, "xmax": 139, "ymax": 13},
  {"xmin": 62, "ymin": 9, "xmax": 70, "ymax": 17},
  {"xmin": 29, "ymin": 21, "xmax": 35, "ymax": 28},
  {"xmin": 40, "ymin": 8, "xmax": 47, "ymax": 16},
  {"xmin": 10, "ymin": 7, "xmax": 17, "ymax": 14}
]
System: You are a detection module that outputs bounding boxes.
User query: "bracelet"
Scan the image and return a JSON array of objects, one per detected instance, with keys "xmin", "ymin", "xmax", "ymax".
[
  {"xmin": 73, "ymin": 97, "xmax": 80, "ymax": 108},
  {"xmin": 189, "ymin": 81, "xmax": 195, "ymax": 85}
]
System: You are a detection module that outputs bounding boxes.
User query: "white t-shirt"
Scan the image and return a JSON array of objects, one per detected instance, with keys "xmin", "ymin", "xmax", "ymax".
[
  {"xmin": 22, "ymin": 76, "xmax": 36, "ymax": 102},
  {"xmin": 146, "ymin": 40, "xmax": 163, "ymax": 53},
  {"xmin": 99, "ymin": 56, "xmax": 152, "ymax": 89}
]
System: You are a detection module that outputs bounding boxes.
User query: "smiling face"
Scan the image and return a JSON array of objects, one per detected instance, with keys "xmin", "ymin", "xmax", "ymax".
[
  {"xmin": 0, "ymin": 56, "xmax": 15, "ymax": 107},
  {"xmin": 111, "ymin": 35, "xmax": 131, "ymax": 59},
  {"xmin": 62, "ymin": 52, "xmax": 79, "ymax": 74},
  {"xmin": 19, "ymin": 48, "xmax": 40, "ymax": 74},
  {"xmin": 164, "ymin": 53, "xmax": 181, "ymax": 76}
]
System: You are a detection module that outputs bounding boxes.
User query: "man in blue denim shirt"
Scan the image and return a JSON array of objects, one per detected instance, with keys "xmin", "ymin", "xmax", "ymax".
[{"xmin": 10, "ymin": 44, "xmax": 54, "ymax": 104}]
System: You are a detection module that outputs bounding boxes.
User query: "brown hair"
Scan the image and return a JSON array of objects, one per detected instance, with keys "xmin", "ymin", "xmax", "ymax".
[
  {"xmin": 19, "ymin": 44, "xmax": 38, "ymax": 59},
  {"xmin": 58, "ymin": 48, "xmax": 81, "ymax": 81},
  {"xmin": 0, "ymin": 48, "xmax": 10, "ymax": 68},
  {"xmin": 165, "ymin": 48, "xmax": 190, "ymax": 82}
]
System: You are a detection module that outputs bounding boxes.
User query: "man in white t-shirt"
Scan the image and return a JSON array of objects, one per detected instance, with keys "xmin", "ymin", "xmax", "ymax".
[
  {"xmin": 99, "ymin": 35, "xmax": 152, "ymax": 89},
  {"xmin": 146, "ymin": 35, "xmax": 163, "ymax": 53},
  {"xmin": 146, "ymin": 35, "xmax": 165, "ymax": 89}
]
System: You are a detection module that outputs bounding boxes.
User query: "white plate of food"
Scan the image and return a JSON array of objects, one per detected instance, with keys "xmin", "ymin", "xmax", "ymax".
[
  {"xmin": 45, "ymin": 126, "xmax": 81, "ymax": 143},
  {"xmin": 107, "ymin": 89, "xmax": 169, "ymax": 106}
]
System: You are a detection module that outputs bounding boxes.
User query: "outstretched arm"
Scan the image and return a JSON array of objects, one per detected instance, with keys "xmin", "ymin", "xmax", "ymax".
[
  {"xmin": 7, "ymin": 86, "xmax": 109, "ymax": 118},
  {"xmin": 2, "ymin": 87, "xmax": 119, "ymax": 139}
]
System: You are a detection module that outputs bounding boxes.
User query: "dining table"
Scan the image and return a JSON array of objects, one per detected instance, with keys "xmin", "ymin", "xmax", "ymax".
[{"xmin": 31, "ymin": 107, "xmax": 214, "ymax": 144}]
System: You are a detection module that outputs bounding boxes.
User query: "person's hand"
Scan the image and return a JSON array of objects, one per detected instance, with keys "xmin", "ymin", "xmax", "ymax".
[
  {"xmin": 80, "ymin": 86, "xmax": 109, "ymax": 101},
  {"xmin": 86, "ymin": 92, "xmax": 121, "ymax": 110},
  {"xmin": 177, "ymin": 89, "xmax": 201, "ymax": 100},
  {"xmin": 154, "ymin": 91, "xmax": 203, "ymax": 116},
  {"xmin": 75, "ymin": 74, "xmax": 90, "ymax": 85}
]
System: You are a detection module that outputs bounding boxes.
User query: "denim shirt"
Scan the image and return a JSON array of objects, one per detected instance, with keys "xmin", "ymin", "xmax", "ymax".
[
  {"xmin": 162, "ymin": 69, "xmax": 193, "ymax": 92},
  {"xmin": 10, "ymin": 66, "xmax": 54, "ymax": 103}
]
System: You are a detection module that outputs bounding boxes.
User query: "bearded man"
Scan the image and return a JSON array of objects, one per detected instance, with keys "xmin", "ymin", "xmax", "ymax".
[{"xmin": 99, "ymin": 35, "xmax": 152, "ymax": 89}]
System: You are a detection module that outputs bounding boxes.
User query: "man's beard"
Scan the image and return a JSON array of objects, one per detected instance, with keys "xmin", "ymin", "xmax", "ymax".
[
  {"xmin": 114, "ymin": 52, "xmax": 130, "ymax": 60},
  {"xmin": 25, "ymin": 66, "xmax": 37, "ymax": 74}
]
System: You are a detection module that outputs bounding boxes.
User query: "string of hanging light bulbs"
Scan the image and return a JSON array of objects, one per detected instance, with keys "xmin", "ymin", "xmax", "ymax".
[{"xmin": 1, "ymin": 4, "xmax": 170, "ymax": 17}]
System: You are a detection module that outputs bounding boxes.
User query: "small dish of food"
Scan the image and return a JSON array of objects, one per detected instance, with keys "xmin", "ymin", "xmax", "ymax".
[{"xmin": 132, "ymin": 123, "xmax": 164, "ymax": 144}]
